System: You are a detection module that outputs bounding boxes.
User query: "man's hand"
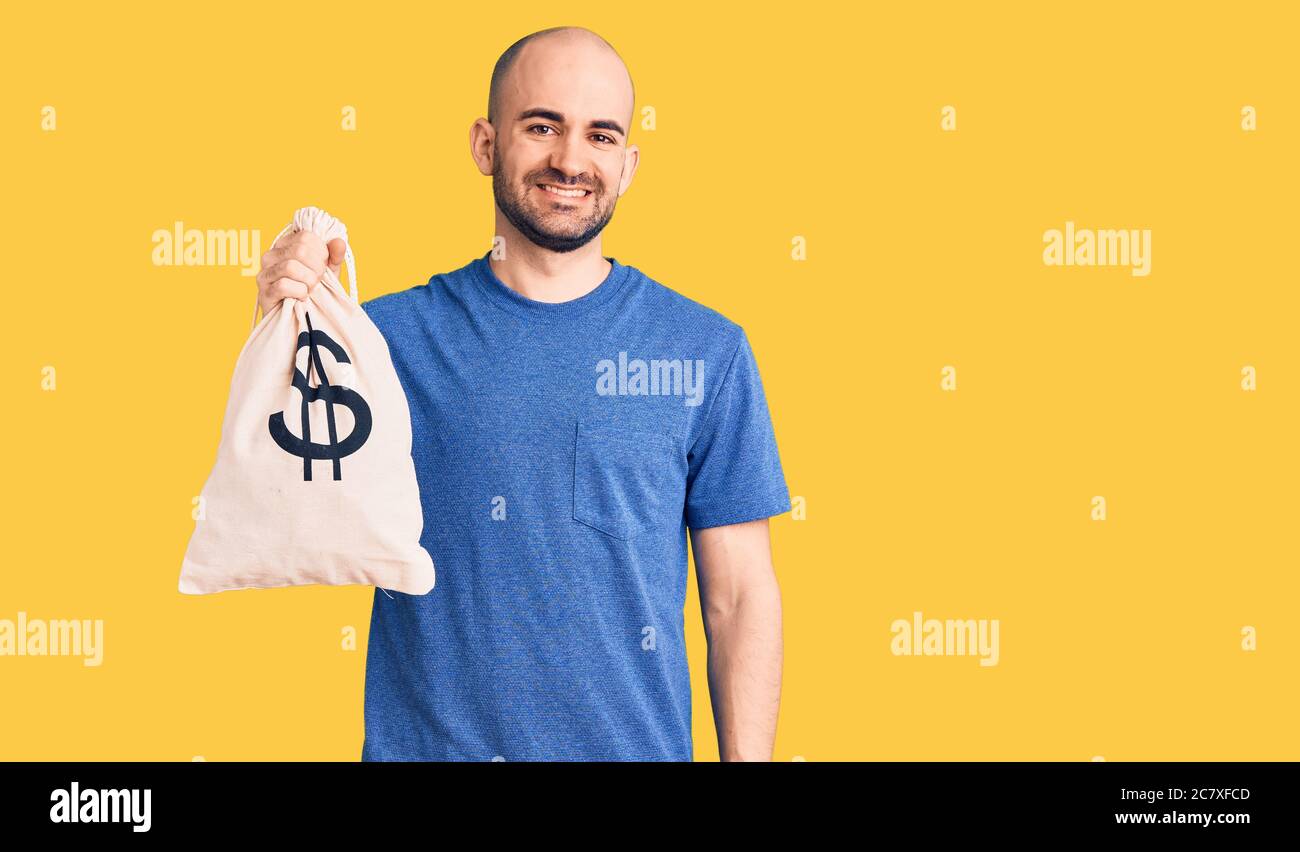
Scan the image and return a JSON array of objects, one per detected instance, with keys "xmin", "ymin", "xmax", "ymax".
[
  {"xmin": 690, "ymin": 517, "xmax": 783, "ymax": 761},
  {"xmin": 255, "ymin": 231, "xmax": 346, "ymax": 318}
]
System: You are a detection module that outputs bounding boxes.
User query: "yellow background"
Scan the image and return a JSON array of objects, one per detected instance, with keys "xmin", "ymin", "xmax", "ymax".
[{"xmin": 2, "ymin": 2, "xmax": 1296, "ymax": 760}]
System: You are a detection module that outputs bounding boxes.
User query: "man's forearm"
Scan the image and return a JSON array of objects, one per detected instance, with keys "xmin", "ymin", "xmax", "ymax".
[{"xmin": 703, "ymin": 582, "xmax": 783, "ymax": 761}]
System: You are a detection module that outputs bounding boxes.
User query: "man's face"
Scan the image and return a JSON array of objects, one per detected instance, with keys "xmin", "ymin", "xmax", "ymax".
[
  {"xmin": 492, "ymin": 135, "xmax": 618, "ymax": 253},
  {"xmin": 489, "ymin": 35, "xmax": 635, "ymax": 253}
]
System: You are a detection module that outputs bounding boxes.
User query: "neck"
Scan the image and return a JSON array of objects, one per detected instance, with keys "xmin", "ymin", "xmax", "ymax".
[{"xmin": 488, "ymin": 232, "xmax": 611, "ymax": 304}]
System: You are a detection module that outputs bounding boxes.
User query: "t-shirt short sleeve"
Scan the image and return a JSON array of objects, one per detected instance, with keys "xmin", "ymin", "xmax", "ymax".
[{"xmin": 684, "ymin": 328, "xmax": 791, "ymax": 529}]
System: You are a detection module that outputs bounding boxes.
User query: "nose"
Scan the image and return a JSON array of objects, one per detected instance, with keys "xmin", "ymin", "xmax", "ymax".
[{"xmin": 547, "ymin": 130, "xmax": 592, "ymax": 186}]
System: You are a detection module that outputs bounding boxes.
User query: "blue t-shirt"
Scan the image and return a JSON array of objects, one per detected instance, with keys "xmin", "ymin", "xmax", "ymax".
[{"xmin": 358, "ymin": 250, "xmax": 790, "ymax": 761}]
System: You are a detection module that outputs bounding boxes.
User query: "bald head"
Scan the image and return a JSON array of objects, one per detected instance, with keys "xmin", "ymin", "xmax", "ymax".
[
  {"xmin": 475, "ymin": 26, "xmax": 640, "ymax": 255},
  {"xmin": 487, "ymin": 26, "xmax": 635, "ymax": 131}
]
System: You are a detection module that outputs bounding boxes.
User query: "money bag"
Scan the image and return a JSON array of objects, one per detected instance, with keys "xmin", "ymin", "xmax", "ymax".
[{"xmin": 179, "ymin": 206, "xmax": 435, "ymax": 595}]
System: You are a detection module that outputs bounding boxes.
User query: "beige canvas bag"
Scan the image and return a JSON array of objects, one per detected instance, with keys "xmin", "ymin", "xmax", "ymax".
[{"xmin": 179, "ymin": 206, "xmax": 435, "ymax": 595}]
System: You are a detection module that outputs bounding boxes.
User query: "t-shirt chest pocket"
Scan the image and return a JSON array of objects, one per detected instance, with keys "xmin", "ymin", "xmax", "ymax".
[{"xmin": 573, "ymin": 419, "xmax": 685, "ymax": 540}]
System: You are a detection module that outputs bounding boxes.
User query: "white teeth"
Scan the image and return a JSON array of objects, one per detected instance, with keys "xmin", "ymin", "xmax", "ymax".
[{"xmin": 540, "ymin": 184, "xmax": 588, "ymax": 198}]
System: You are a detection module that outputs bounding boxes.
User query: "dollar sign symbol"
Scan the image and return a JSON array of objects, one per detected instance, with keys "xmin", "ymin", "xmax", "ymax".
[{"xmin": 268, "ymin": 311, "xmax": 372, "ymax": 481}]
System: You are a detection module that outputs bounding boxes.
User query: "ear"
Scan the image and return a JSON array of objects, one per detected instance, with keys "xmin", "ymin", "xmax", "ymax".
[
  {"xmin": 470, "ymin": 118, "xmax": 497, "ymax": 177},
  {"xmin": 616, "ymin": 143, "xmax": 641, "ymax": 197}
]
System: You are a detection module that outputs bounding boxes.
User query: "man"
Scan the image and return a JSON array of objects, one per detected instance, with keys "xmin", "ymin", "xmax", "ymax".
[{"xmin": 255, "ymin": 26, "xmax": 789, "ymax": 761}]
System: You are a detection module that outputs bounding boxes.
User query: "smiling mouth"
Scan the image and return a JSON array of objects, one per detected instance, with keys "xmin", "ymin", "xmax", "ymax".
[{"xmin": 536, "ymin": 183, "xmax": 592, "ymax": 199}]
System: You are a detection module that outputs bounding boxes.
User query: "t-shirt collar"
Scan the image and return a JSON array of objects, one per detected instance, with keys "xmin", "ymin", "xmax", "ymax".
[{"xmin": 471, "ymin": 249, "xmax": 630, "ymax": 319}]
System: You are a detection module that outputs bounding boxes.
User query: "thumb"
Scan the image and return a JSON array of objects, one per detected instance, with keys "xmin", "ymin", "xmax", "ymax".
[{"xmin": 325, "ymin": 238, "xmax": 347, "ymax": 274}]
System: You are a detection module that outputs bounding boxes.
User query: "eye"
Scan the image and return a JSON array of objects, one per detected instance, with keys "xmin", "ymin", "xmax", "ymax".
[
  {"xmin": 528, "ymin": 124, "xmax": 557, "ymax": 136},
  {"xmin": 592, "ymin": 134, "xmax": 616, "ymax": 144}
]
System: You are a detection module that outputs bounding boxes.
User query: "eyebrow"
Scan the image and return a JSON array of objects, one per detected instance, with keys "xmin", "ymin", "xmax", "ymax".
[{"xmin": 516, "ymin": 107, "xmax": 625, "ymax": 139}]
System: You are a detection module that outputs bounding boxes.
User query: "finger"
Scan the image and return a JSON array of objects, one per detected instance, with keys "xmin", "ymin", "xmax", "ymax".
[
  {"xmin": 267, "ymin": 231, "xmax": 324, "ymax": 268},
  {"xmin": 325, "ymin": 238, "xmax": 347, "ymax": 274},
  {"xmin": 257, "ymin": 258, "xmax": 315, "ymax": 290},
  {"xmin": 269, "ymin": 228, "xmax": 310, "ymax": 255},
  {"xmin": 263, "ymin": 277, "xmax": 310, "ymax": 308},
  {"xmin": 287, "ymin": 234, "xmax": 328, "ymax": 273},
  {"xmin": 258, "ymin": 245, "xmax": 291, "ymax": 278},
  {"xmin": 259, "ymin": 236, "xmax": 310, "ymax": 272},
  {"xmin": 272, "ymin": 258, "xmax": 318, "ymax": 286}
]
